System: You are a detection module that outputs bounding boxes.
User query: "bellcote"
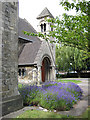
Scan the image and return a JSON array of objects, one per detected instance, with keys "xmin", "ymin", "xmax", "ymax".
[
  {"xmin": 37, "ymin": 7, "xmax": 54, "ymax": 19},
  {"xmin": 37, "ymin": 7, "xmax": 54, "ymax": 34}
]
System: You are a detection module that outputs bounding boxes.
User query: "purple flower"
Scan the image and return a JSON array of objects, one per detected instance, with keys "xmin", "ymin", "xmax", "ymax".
[{"xmin": 18, "ymin": 81, "xmax": 83, "ymax": 110}]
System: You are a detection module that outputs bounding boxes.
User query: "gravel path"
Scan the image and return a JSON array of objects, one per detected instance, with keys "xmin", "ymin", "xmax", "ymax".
[{"xmin": 1, "ymin": 78, "xmax": 89, "ymax": 119}]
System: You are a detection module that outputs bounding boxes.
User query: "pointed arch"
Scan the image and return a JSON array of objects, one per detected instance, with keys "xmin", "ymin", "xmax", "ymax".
[{"xmin": 41, "ymin": 55, "xmax": 52, "ymax": 82}]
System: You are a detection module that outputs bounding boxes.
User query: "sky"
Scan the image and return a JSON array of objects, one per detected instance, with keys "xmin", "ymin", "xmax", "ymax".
[{"xmin": 19, "ymin": 0, "xmax": 76, "ymax": 31}]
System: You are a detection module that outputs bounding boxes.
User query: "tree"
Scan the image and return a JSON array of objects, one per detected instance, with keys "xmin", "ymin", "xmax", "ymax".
[
  {"xmin": 48, "ymin": 0, "xmax": 89, "ymax": 59},
  {"xmin": 56, "ymin": 44, "xmax": 88, "ymax": 77},
  {"xmin": 24, "ymin": 0, "xmax": 89, "ymax": 59}
]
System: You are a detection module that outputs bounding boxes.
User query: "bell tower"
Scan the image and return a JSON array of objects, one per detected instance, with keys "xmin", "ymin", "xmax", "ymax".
[
  {"xmin": 36, "ymin": 7, "xmax": 56, "ymax": 81},
  {"xmin": 37, "ymin": 7, "xmax": 54, "ymax": 35}
]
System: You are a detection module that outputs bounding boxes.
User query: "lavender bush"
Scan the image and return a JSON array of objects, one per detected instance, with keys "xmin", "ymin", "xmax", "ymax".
[
  {"xmin": 19, "ymin": 84, "xmax": 41, "ymax": 105},
  {"xmin": 18, "ymin": 81, "xmax": 83, "ymax": 110}
]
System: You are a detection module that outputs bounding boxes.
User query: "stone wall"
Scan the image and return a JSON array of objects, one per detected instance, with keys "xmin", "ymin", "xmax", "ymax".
[
  {"xmin": 0, "ymin": 2, "xmax": 2, "ymax": 118},
  {"xmin": 34, "ymin": 39, "xmax": 56, "ymax": 82},
  {"xmin": 0, "ymin": 1, "xmax": 23, "ymax": 116},
  {"xmin": 18, "ymin": 66, "xmax": 38, "ymax": 84}
]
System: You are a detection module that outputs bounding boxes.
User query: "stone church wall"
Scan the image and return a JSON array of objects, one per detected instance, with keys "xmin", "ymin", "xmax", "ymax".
[
  {"xmin": 34, "ymin": 39, "xmax": 56, "ymax": 82},
  {"xmin": 18, "ymin": 66, "xmax": 38, "ymax": 84},
  {"xmin": 18, "ymin": 40, "xmax": 56, "ymax": 84},
  {"xmin": 0, "ymin": 1, "xmax": 23, "ymax": 116}
]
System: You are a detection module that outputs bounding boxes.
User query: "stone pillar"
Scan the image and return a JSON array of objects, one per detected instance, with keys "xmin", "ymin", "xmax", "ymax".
[
  {"xmin": 53, "ymin": 66, "xmax": 56, "ymax": 80},
  {"xmin": 37, "ymin": 66, "xmax": 42, "ymax": 84},
  {"xmin": 50, "ymin": 66, "xmax": 56, "ymax": 81},
  {"xmin": 0, "ymin": 1, "xmax": 23, "ymax": 116}
]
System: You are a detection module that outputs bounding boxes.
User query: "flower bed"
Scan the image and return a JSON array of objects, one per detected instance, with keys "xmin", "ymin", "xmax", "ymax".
[{"xmin": 18, "ymin": 81, "xmax": 83, "ymax": 111}]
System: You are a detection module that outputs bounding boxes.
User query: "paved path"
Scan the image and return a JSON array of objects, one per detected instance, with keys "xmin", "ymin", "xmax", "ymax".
[{"xmin": 1, "ymin": 78, "xmax": 89, "ymax": 119}]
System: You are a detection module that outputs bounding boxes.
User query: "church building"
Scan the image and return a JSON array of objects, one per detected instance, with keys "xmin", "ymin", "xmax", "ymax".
[{"xmin": 18, "ymin": 7, "xmax": 56, "ymax": 84}]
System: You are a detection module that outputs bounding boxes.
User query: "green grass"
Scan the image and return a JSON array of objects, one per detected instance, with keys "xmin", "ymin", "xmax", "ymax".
[
  {"xmin": 14, "ymin": 107, "xmax": 89, "ymax": 119},
  {"xmin": 16, "ymin": 107, "xmax": 90, "ymax": 119},
  {"xmin": 16, "ymin": 109, "xmax": 73, "ymax": 118},
  {"xmin": 56, "ymin": 79, "xmax": 82, "ymax": 83}
]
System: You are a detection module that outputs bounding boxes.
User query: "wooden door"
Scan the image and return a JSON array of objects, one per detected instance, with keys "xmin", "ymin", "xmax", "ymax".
[{"xmin": 41, "ymin": 60, "xmax": 45, "ymax": 82}]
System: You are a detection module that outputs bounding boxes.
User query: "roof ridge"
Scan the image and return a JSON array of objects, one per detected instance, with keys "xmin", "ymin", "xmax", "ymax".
[{"xmin": 37, "ymin": 7, "xmax": 54, "ymax": 19}]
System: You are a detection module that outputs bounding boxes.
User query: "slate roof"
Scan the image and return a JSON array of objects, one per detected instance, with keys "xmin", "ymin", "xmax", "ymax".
[
  {"xmin": 37, "ymin": 7, "xmax": 54, "ymax": 19},
  {"xmin": 18, "ymin": 18, "xmax": 42, "ymax": 65},
  {"xmin": 18, "ymin": 18, "xmax": 37, "ymax": 42}
]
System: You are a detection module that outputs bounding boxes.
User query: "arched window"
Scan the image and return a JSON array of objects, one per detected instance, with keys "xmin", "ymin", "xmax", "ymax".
[
  {"xmin": 41, "ymin": 24, "xmax": 43, "ymax": 32},
  {"xmin": 44, "ymin": 23, "xmax": 46, "ymax": 32},
  {"xmin": 22, "ymin": 69, "xmax": 26, "ymax": 76},
  {"xmin": 41, "ymin": 23, "xmax": 46, "ymax": 33},
  {"xmin": 18, "ymin": 69, "xmax": 21, "ymax": 76}
]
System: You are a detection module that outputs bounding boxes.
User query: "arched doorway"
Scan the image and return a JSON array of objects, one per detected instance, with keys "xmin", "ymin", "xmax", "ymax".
[{"xmin": 41, "ymin": 57, "xmax": 51, "ymax": 82}]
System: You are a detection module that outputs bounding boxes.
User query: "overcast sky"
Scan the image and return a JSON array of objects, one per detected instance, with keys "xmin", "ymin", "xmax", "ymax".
[{"xmin": 19, "ymin": 0, "xmax": 76, "ymax": 31}]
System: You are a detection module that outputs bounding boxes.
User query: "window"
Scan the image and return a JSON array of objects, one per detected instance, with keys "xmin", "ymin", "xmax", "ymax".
[
  {"xmin": 18, "ymin": 68, "xmax": 26, "ymax": 77},
  {"xmin": 18, "ymin": 69, "xmax": 21, "ymax": 76},
  {"xmin": 41, "ymin": 24, "xmax": 43, "ymax": 32},
  {"xmin": 41, "ymin": 23, "xmax": 46, "ymax": 33},
  {"xmin": 22, "ymin": 69, "xmax": 25, "ymax": 76},
  {"xmin": 44, "ymin": 23, "xmax": 46, "ymax": 32}
]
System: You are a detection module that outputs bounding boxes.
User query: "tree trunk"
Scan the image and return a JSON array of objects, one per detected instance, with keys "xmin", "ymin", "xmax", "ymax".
[{"xmin": 77, "ymin": 70, "xmax": 81, "ymax": 78}]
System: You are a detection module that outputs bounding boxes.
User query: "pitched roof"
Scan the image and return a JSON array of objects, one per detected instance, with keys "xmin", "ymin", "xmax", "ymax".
[
  {"xmin": 37, "ymin": 7, "xmax": 54, "ymax": 19},
  {"xmin": 18, "ymin": 40, "xmax": 41, "ymax": 65},
  {"xmin": 18, "ymin": 18, "xmax": 38, "ymax": 42},
  {"xmin": 18, "ymin": 18, "xmax": 42, "ymax": 65}
]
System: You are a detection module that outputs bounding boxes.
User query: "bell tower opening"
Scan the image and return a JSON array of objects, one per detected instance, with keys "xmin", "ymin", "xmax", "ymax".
[
  {"xmin": 44, "ymin": 23, "xmax": 46, "ymax": 32},
  {"xmin": 41, "ymin": 24, "xmax": 43, "ymax": 32}
]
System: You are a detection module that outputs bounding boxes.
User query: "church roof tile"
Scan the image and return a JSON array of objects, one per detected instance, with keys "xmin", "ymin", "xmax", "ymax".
[{"xmin": 18, "ymin": 18, "xmax": 42, "ymax": 65}]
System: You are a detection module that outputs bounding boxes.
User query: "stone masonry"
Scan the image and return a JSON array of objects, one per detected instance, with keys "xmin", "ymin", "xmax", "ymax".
[{"xmin": 0, "ymin": 1, "xmax": 23, "ymax": 116}]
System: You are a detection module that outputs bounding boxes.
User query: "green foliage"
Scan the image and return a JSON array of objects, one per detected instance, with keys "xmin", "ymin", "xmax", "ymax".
[
  {"xmin": 18, "ymin": 82, "xmax": 83, "ymax": 111},
  {"xmin": 24, "ymin": 0, "xmax": 89, "ymax": 60},
  {"xmin": 56, "ymin": 45, "xmax": 88, "ymax": 73},
  {"xmin": 40, "ymin": 94, "xmax": 70, "ymax": 111},
  {"xmin": 18, "ymin": 85, "xmax": 41, "ymax": 106},
  {"xmin": 50, "ymin": 0, "xmax": 89, "ymax": 59}
]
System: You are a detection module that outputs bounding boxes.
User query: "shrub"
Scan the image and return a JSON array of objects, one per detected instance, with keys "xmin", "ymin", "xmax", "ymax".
[
  {"xmin": 63, "ymin": 82, "xmax": 83, "ymax": 99},
  {"xmin": 40, "ymin": 82, "xmax": 83, "ymax": 110},
  {"xmin": 18, "ymin": 82, "xmax": 83, "ymax": 111},
  {"xmin": 42, "ymin": 81, "xmax": 58, "ymax": 88},
  {"xmin": 19, "ymin": 84, "xmax": 41, "ymax": 106},
  {"xmin": 40, "ymin": 85, "xmax": 77, "ymax": 111}
]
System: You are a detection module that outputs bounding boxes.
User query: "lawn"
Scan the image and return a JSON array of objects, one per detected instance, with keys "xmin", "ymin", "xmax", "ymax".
[
  {"xmin": 56, "ymin": 79, "xmax": 82, "ymax": 83},
  {"xmin": 16, "ymin": 107, "xmax": 89, "ymax": 119},
  {"xmin": 16, "ymin": 109, "xmax": 73, "ymax": 118}
]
